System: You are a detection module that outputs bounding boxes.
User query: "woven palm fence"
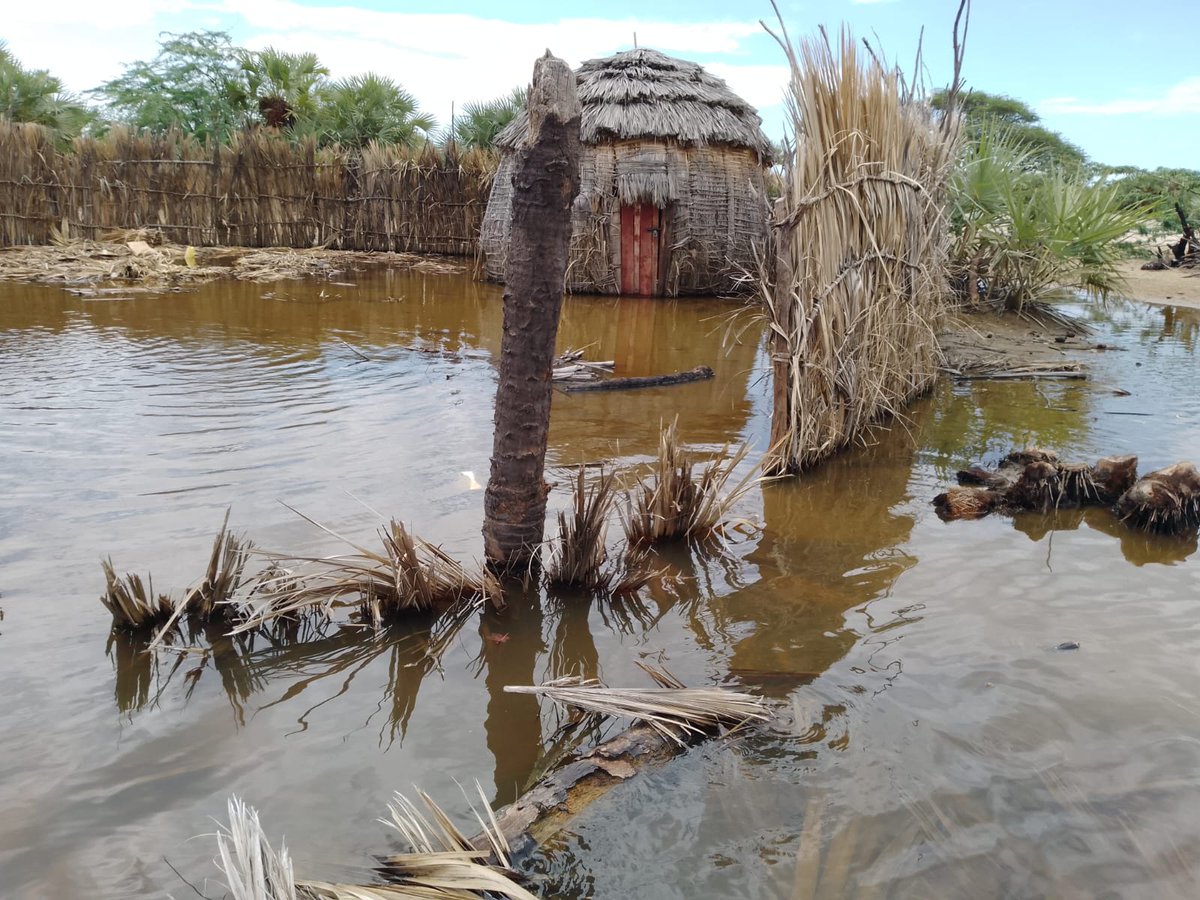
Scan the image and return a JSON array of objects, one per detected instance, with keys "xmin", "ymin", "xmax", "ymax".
[
  {"xmin": 0, "ymin": 123, "xmax": 494, "ymax": 256},
  {"xmin": 761, "ymin": 29, "xmax": 960, "ymax": 474}
]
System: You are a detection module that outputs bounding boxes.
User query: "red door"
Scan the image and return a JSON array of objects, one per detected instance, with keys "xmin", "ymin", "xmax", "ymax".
[{"xmin": 620, "ymin": 203, "xmax": 660, "ymax": 296}]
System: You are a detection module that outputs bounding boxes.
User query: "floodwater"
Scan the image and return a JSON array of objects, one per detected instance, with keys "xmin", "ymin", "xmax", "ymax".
[{"xmin": 0, "ymin": 264, "xmax": 1198, "ymax": 900}]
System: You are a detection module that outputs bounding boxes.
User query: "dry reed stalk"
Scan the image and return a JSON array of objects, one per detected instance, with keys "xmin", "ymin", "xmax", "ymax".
[
  {"xmin": 759, "ymin": 18, "xmax": 961, "ymax": 474},
  {"xmin": 505, "ymin": 665, "xmax": 768, "ymax": 745},
  {"xmin": 99, "ymin": 558, "xmax": 176, "ymax": 632},
  {"xmin": 624, "ymin": 420, "xmax": 759, "ymax": 545},
  {"xmin": 232, "ymin": 509, "xmax": 491, "ymax": 634}
]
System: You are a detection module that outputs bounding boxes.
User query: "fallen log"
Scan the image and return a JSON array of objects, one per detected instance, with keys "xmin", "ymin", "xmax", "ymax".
[
  {"xmin": 558, "ymin": 365, "xmax": 714, "ymax": 393},
  {"xmin": 478, "ymin": 721, "xmax": 685, "ymax": 859},
  {"xmin": 468, "ymin": 668, "xmax": 767, "ymax": 860}
]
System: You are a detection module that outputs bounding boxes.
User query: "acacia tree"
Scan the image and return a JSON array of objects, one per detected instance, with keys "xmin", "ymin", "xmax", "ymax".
[
  {"xmin": 95, "ymin": 31, "xmax": 249, "ymax": 143},
  {"xmin": 316, "ymin": 73, "xmax": 435, "ymax": 149},
  {"xmin": 933, "ymin": 88, "xmax": 1087, "ymax": 171}
]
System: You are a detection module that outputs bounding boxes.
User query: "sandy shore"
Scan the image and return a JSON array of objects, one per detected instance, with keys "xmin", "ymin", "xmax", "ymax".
[{"xmin": 1117, "ymin": 260, "xmax": 1200, "ymax": 310}]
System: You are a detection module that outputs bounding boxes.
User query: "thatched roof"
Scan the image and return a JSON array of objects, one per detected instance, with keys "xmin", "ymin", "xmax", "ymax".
[{"xmin": 496, "ymin": 49, "xmax": 773, "ymax": 162}]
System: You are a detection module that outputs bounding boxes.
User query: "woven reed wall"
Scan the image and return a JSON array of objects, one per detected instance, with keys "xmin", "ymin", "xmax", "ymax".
[
  {"xmin": 0, "ymin": 124, "xmax": 494, "ymax": 256},
  {"xmin": 480, "ymin": 138, "xmax": 769, "ymax": 295}
]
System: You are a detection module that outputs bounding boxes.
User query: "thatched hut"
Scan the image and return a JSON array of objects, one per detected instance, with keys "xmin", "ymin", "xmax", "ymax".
[{"xmin": 480, "ymin": 49, "xmax": 773, "ymax": 297}]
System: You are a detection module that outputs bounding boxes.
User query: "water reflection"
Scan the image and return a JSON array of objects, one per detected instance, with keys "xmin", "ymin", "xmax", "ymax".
[{"xmin": 6, "ymin": 271, "xmax": 1200, "ymax": 899}]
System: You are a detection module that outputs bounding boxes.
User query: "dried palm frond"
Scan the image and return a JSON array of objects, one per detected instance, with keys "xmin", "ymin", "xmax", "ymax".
[
  {"xmin": 146, "ymin": 509, "xmax": 255, "ymax": 650},
  {"xmin": 546, "ymin": 467, "xmax": 616, "ymax": 590},
  {"xmin": 232, "ymin": 508, "xmax": 489, "ymax": 634},
  {"xmin": 192, "ymin": 507, "xmax": 254, "ymax": 620},
  {"xmin": 216, "ymin": 796, "xmax": 300, "ymax": 900},
  {"xmin": 505, "ymin": 666, "xmax": 768, "ymax": 745},
  {"xmin": 99, "ymin": 558, "xmax": 176, "ymax": 631},
  {"xmin": 624, "ymin": 420, "xmax": 759, "ymax": 545},
  {"xmin": 215, "ymin": 793, "xmax": 538, "ymax": 900},
  {"xmin": 380, "ymin": 785, "xmax": 537, "ymax": 899}
]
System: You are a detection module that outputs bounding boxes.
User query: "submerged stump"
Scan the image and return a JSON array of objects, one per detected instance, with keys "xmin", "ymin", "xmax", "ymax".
[
  {"xmin": 1117, "ymin": 462, "xmax": 1200, "ymax": 533},
  {"xmin": 937, "ymin": 449, "xmax": 1200, "ymax": 538}
]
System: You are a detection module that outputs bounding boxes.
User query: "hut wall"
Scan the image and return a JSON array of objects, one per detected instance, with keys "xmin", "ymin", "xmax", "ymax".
[
  {"xmin": 0, "ymin": 123, "xmax": 494, "ymax": 256},
  {"xmin": 480, "ymin": 139, "xmax": 769, "ymax": 296}
]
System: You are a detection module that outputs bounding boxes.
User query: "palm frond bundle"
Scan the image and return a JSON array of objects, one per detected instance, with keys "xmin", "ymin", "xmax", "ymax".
[
  {"xmin": 505, "ymin": 666, "xmax": 768, "ymax": 745},
  {"xmin": 213, "ymin": 793, "xmax": 538, "ymax": 900},
  {"xmin": 545, "ymin": 467, "xmax": 663, "ymax": 595},
  {"xmin": 233, "ymin": 510, "xmax": 491, "ymax": 634},
  {"xmin": 546, "ymin": 467, "xmax": 615, "ymax": 589},
  {"xmin": 624, "ymin": 420, "xmax": 758, "ymax": 545},
  {"xmin": 99, "ymin": 558, "xmax": 176, "ymax": 631}
]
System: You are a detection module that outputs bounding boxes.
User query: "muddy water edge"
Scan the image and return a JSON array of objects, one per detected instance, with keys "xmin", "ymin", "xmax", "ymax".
[{"xmin": 1, "ymin": 266, "xmax": 1198, "ymax": 899}]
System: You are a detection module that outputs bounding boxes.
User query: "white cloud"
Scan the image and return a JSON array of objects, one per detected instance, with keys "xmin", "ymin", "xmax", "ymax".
[
  {"xmin": 1040, "ymin": 77, "xmax": 1200, "ymax": 116},
  {"xmin": 4, "ymin": 0, "xmax": 784, "ymax": 131},
  {"xmin": 221, "ymin": 1, "xmax": 772, "ymax": 128}
]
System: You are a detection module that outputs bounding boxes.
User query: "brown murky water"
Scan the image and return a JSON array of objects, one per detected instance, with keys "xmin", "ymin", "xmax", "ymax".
[{"xmin": 1, "ymin": 267, "xmax": 1198, "ymax": 899}]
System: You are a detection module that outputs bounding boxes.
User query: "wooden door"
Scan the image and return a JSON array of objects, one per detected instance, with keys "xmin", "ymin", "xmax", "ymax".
[{"xmin": 619, "ymin": 203, "xmax": 660, "ymax": 296}]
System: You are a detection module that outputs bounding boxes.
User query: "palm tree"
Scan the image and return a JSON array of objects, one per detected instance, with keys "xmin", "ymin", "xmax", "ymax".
[
  {"xmin": 447, "ymin": 87, "xmax": 525, "ymax": 150},
  {"xmin": 316, "ymin": 73, "xmax": 435, "ymax": 149},
  {"xmin": 0, "ymin": 41, "xmax": 95, "ymax": 144},
  {"xmin": 949, "ymin": 126, "xmax": 1150, "ymax": 311},
  {"xmin": 236, "ymin": 47, "xmax": 329, "ymax": 131}
]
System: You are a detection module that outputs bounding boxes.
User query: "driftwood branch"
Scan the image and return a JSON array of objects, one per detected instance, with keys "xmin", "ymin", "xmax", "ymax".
[{"xmin": 559, "ymin": 365, "xmax": 714, "ymax": 392}]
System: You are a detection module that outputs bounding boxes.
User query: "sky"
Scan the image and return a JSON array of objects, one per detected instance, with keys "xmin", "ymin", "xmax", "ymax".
[{"xmin": 5, "ymin": 0, "xmax": 1197, "ymax": 170}]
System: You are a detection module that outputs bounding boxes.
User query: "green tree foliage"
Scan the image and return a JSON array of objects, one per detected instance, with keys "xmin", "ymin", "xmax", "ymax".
[
  {"xmin": 949, "ymin": 126, "xmax": 1150, "ymax": 311},
  {"xmin": 315, "ymin": 73, "xmax": 435, "ymax": 149},
  {"xmin": 1100, "ymin": 165, "xmax": 1200, "ymax": 231},
  {"xmin": 934, "ymin": 88, "xmax": 1087, "ymax": 172},
  {"xmin": 446, "ymin": 87, "xmax": 525, "ymax": 149},
  {"xmin": 0, "ymin": 41, "xmax": 95, "ymax": 145},
  {"xmin": 94, "ymin": 31, "xmax": 250, "ymax": 143},
  {"xmin": 234, "ymin": 47, "xmax": 329, "ymax": 131}
]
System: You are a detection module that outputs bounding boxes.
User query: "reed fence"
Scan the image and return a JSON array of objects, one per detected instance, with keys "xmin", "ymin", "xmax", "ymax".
[
  {"xmin": 760, "ymin": 29, "xmax": 960, "ymax": 474},
  {"xmin": 0, "ymin": 123, "xmax": 496, "ymax": 256}
]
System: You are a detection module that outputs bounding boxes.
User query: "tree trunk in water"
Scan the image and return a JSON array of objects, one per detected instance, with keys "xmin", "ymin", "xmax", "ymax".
[{"xmin": 483, "ymin": 52, "xmax": 582, "ymax": 575}]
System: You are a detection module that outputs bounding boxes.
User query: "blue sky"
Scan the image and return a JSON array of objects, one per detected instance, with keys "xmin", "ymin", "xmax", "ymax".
[{"xmin": 6, "ymin": 1, "xmax": 1197, "ymax": 169}]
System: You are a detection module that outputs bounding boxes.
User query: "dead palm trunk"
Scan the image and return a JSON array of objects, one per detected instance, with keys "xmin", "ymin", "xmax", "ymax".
[{"xmin": 483, "ymin": 52, "xmax": 582, "ymax": 574}]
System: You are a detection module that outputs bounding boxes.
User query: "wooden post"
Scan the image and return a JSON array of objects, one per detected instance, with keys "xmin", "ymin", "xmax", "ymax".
[{"xmin": 482, "ymin": 51, "xmax": 582, "ymax": 574}]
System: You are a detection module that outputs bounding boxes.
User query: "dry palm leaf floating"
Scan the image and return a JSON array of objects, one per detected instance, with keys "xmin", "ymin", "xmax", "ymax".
[
  {"xmin": 215, "ymin": 789, "xmax": 538, "ymax": 900},
  {"xmin": 506, "ymin": 663, "xmax": 768, "ymax": 745}
]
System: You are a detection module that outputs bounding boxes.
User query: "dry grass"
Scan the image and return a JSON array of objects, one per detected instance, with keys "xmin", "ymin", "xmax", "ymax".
[
  {"xmin": 99, "ymin": 559, "xmax": 176, "ymax": 632},
  {"xmin": 233, "ymin": 509, "xmax": 493, "ymax": 634},
  {"xmin": 505, "ymin": 663, "xmax": 768, "ymax": 745},
  {"xmin": 759, "ymin": 21, "xmax": 960, "ymax": 474},
  {"xmin": 215, "ymin": 792, "xmax": 536, "ymax": 900},
  {"xmin": 624, "ymin": 420, "xmax": 759, "ymax": 545}
]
